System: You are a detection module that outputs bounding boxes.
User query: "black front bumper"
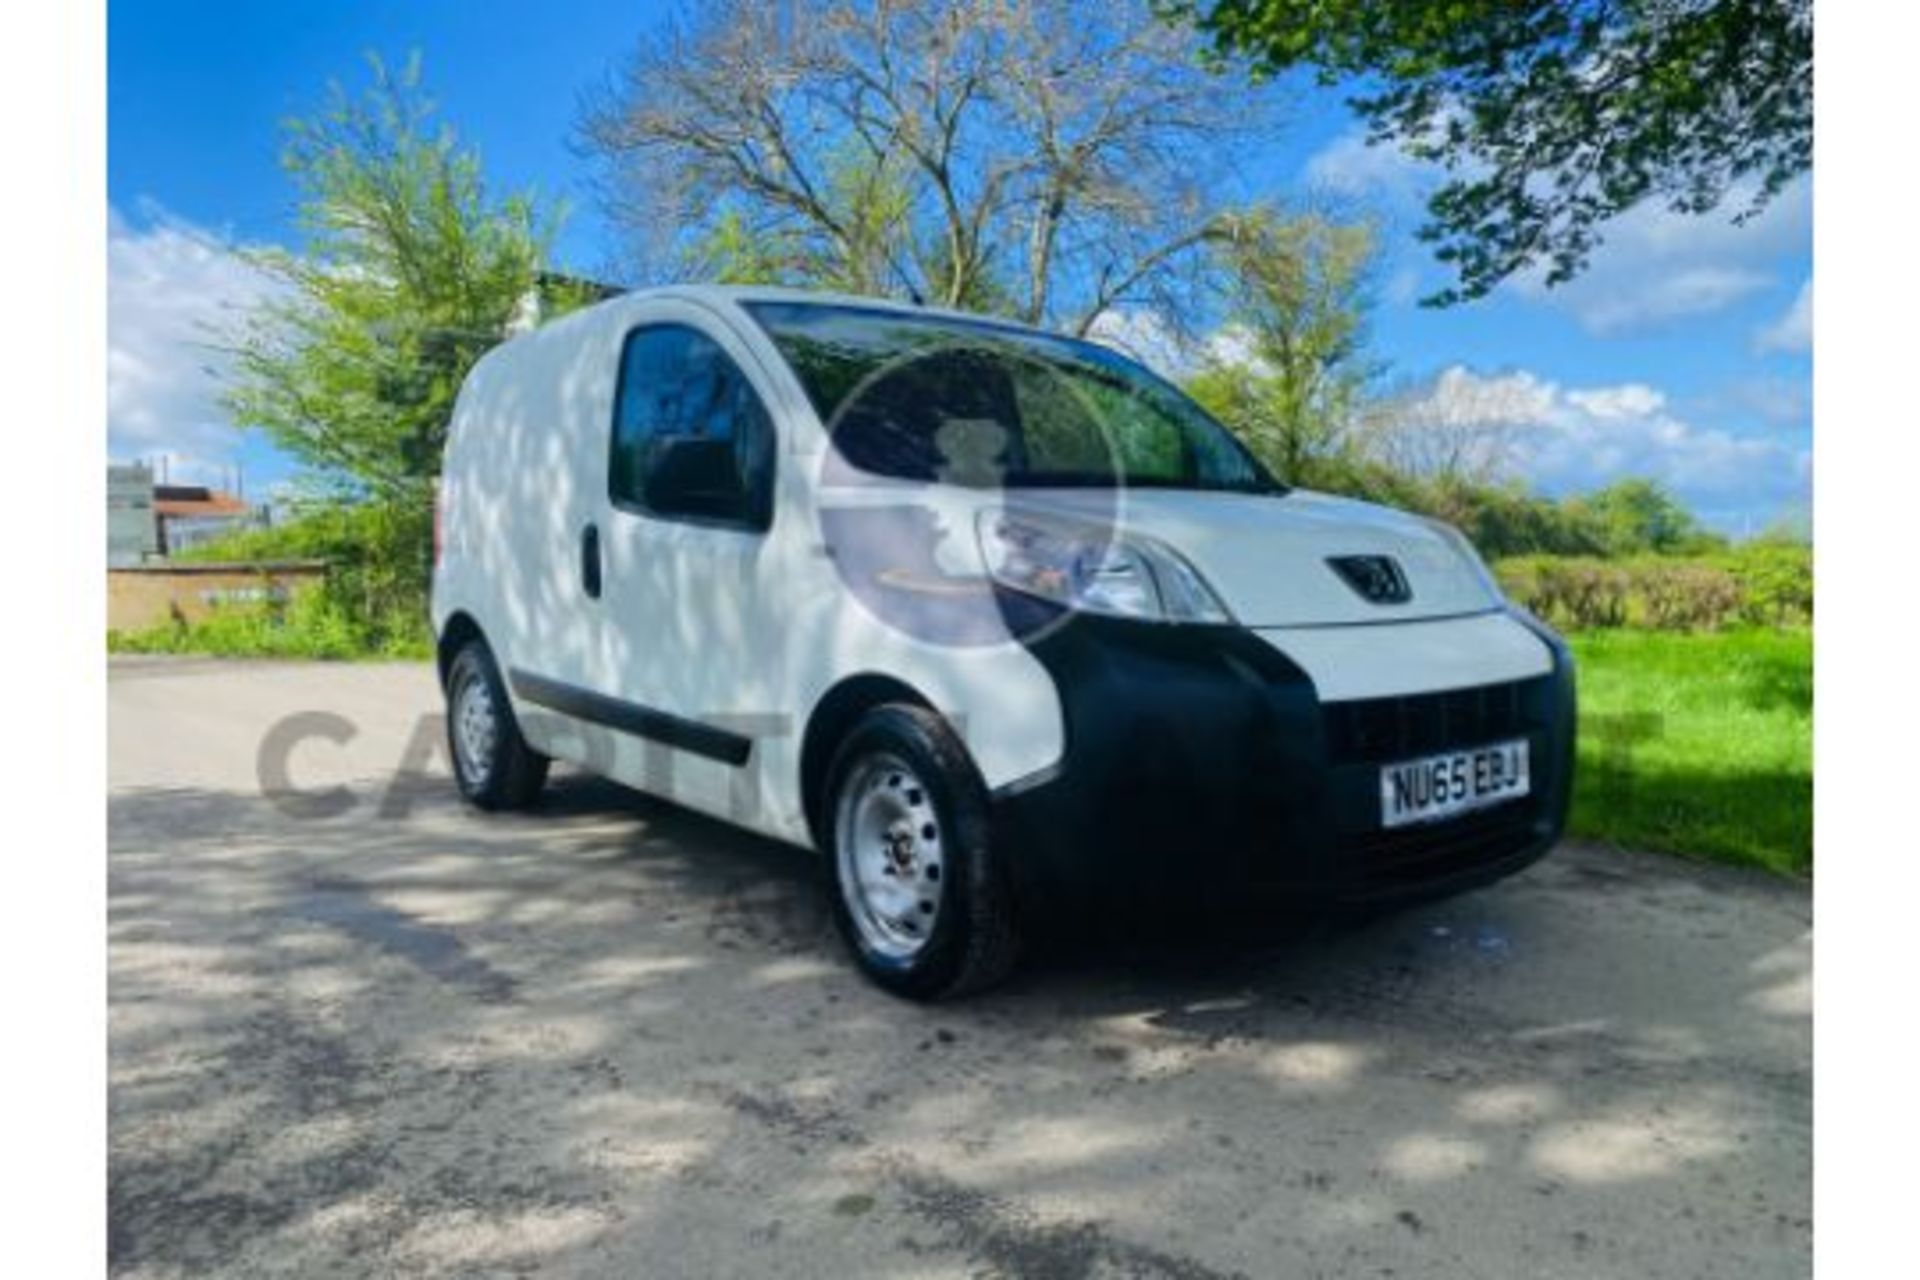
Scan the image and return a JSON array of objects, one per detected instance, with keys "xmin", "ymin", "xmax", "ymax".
[{"xmin": 989, "ymin": 594, "xmax": 1577, "ymax": 931}]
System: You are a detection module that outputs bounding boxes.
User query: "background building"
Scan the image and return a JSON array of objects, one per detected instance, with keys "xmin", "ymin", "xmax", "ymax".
[
  {"xmin": 106, "ymin": 463, "xmax": 158, "ymax": 566},
  {"xmin": 106, "ymin": 463, "xmax": 261, "ymax": 562}
]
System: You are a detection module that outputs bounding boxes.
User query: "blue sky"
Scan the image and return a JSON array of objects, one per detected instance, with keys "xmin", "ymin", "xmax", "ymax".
[{"xmin": 107, "ymin": 0, "xmax": 1812, "ymax": 533}]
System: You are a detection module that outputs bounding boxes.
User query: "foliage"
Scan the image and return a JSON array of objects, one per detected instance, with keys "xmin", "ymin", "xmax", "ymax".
[
  {"xmin": 1722, "ymin": 539, "xmax": 1815, "ymax": 626},
  {"xmin": 1635, "ymin": 560, "xmax": 1744, "ymax": 631},
  {"xmin": 107, "ymin": 578, "xmax": 425, "ymax": 661},
  {"xmin": 579, "ymin": 0, "xmax": 1275, "ymax": 332},
  {"xmin": 1562, "ymin": 477, "xmax": 1718, "ymax": 555},
  {"xmin": 1499, "ymin": 556, "xmax": 1632, "ymax": 630},
  {"xmin": 224, "ymin": 54, "xmax": 568, "ymax": 508},
  {"xmin": 173, "ymin": 501, "xmax": 435, "ymax": 654},
  {"xmin": 1372, "ymin": 471, "xmax": 1612, "ymax": 558},
  {"xmin": 1496, "ymin": 544, "xmax": 1811, "ymax": 631},
  {"xmin": 206, "ymin": 56, "xmax": 580, "ymax": 663},
  {"xmin": 1201, "ymin": 446, "xmax": 1660, "ymax": 561},
  {"xmin": 1268, "ymin": 454, "xmax": 1725, "ymax": 562},
  {"xmin": 696, "ymin": 208, "xmax": 799, "ymax": 288},
  {"xmin": 1569, "ymin": 628, "xmax": 1811, "ymax": 875},
  {"xmin": 1169, "ymin": 207, "xmax": 1734, "ymax": 566},
  {"xmin": 1185, "ymin": 210, "xmax": 1382, "ymax": 483},
  {"xmin": 1182, "ymin": 0, "xmax": 1813, "ymax": 304}
]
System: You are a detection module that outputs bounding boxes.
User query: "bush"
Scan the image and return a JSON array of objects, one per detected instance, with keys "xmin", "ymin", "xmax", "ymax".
[
  {"xmin": 1495, "ymin": 548, "xmax": 1812, "ymax": 632},
  {"xmin": 108, "ymin": 587, "xmax": 384, "ymax": 660},
  {"xmin": 1497, "ymin": 556, "xmax": 1630, "ymax": 629},
  {"xmin": 1636, "ymin": 560, "xmax": 1743, "ymax": 631},
  {"xmin": 131, "ymin": 499, "xmax": 434, "ymax": 658},
  {"xmin": 1720, "ymin": 542, "xmax": 1814, "ymax": 627}
]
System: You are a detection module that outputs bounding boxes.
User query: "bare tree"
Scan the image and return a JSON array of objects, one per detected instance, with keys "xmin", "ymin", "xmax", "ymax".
[
  {"xmin": 1363, "ymin": 368, "xmax": 1531, "ymax": 486},
  {"xmin": 577, "ymin": 0, "xmax": 1275, "ymax": 334}
]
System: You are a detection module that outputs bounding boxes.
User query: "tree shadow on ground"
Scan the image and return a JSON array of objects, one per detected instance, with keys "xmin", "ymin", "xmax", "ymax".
[{"xmin": 108, "ymin": 772, "xmax": 1812, "ymax": 1278}]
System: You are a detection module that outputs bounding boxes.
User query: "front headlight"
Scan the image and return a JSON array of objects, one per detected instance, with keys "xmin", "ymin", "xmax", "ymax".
[{"xmin": 974, "ymin": 508, "xmax": 1233, "ymax": 624}]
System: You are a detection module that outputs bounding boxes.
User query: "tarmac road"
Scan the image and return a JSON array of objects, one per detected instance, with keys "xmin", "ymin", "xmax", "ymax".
[{"xmin": 108, "ymin": 657, "xmax": 1811, "ymax": 1278}]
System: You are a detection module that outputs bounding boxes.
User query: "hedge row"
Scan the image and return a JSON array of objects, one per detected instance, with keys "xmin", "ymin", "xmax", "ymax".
[{"xmin": 1493, "ymin": 545, "xmax": 1812, "ymax": 632}]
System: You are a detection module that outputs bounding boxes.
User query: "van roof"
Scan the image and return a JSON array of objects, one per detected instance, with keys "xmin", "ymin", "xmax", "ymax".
[
  {"xmin": 462, "ymin": 284, "xmax": 1109, "ymax": 391},
  {"xmin": 603, "ymin": 284, "xmax": 1066, "ymax": 341}
]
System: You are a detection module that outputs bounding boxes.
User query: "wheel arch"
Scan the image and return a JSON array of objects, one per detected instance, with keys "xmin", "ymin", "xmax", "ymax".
[
  {"xmin": 436, "ymin": 610, "xmax": 486, "ymax": 690},
  {"xmin": 799, "ymin": 673, "xmax": 940, "ymax": 849}
]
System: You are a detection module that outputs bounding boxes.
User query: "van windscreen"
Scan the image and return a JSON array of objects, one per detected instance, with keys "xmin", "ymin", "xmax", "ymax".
[{"xmin": 744, "ymin": 302, "xmax": 1282, "ymax": 494}]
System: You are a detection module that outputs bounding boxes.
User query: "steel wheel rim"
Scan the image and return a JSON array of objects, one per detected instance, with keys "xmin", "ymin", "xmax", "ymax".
[
  {"xmin": 451, "ymin": 667, "xmax": 498, "ymax": 785},
  {"xmin": 835, "ymin": 753, "xmax": 946, "ymax": 960}
]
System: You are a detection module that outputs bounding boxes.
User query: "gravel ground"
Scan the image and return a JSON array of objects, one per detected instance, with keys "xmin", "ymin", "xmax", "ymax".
[{"xmin": 108, "ymin": 656, "xmax": 1811, "ymax": 1278}]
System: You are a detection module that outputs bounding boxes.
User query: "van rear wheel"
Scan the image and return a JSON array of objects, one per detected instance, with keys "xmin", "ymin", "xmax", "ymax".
[
  {"xmin": 445, "ymin": 640, "xmax": 549, "ymax": 811},
  {"xmin": 823, "ymin": 704, "xmax": 1019, "ymax": 999}
]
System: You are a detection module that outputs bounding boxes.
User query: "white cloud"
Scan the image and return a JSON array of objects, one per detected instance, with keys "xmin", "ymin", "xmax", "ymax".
[
  {"xmin": 1403, "ymin": 365, "xmax": 1810, "ymax": 528},
  {"xmin": 1297, "ymin": 127, "xmax": 1809, "ymax": 334},
  {"xmin": 1566, "ymin": 383, "xmax": 1666, "ymax": 420},
  {"xmin": 1086, "ymin": 308, "xmax": 1191, "ymax": 375},
  {"xmin": 1086, "ymin": 310, "xmax": 1263, "ymax": 378},
  {"xmin": 1200, "ymin": 324, "xmax": 1262, "ymax": 371},
  {"xmin": 1512, "ymin": 179, "xmax": 1809, "ymax": 335},
  {"xmin": 108, "ymin": 204, "xmax": 282, "ymax": 482},
  {"xmin": 1423, "ymin": 365, "xmax": 1558, "ymax": 423},
  {"xmin": 1301, "ymin": 130, "xmax": 1433, "ymax": 203},
  {"xmin": 1756, "ymin": 278, "xmax": 1813, "ymax": 354},
  {"xmin": 1560, "ymin": 266, "xmax": 1774, "ymax": 335}
]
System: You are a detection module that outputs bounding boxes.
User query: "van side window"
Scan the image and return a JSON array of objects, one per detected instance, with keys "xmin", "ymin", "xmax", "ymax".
[{"xmin": 609, "ymin": 324, "xmax": 775, "ymax": 530}]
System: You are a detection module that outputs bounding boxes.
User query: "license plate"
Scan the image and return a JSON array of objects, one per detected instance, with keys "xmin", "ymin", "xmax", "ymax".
[{"xmin": 1380, "ymin": 739, "xmax": 1530, "ymax": 828}]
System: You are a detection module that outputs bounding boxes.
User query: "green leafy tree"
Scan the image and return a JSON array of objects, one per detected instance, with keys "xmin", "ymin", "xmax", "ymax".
[
  {"xmin": 693, "ymin": 148, "xmax": 920, "ymax": 296},
  {"xmin": 1566, "ymin": 477, "xmax": 1713, "ymax": 554},
  {"xmin": 225, "ymin": 54, "xmax": 571, "ymax": 507},
  {"xmin": 1184, "ymin": 209, "xmax": 1382, "ymax": 484},
  {"xmin": 218, "ymin": 55, "xmax": 578, "ymax": 652},
  {"xmin": 1181, "ymin": 0, "xmax": 1813, "ymax": 303},
  {"xmin": 695, "ymin": 209, "xmax": 798, "ymax": 287}
]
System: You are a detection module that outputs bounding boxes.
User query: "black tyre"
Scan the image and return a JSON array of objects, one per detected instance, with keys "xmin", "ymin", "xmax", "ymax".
[
  {"xmin": 822, "ymin": 704, "xmax": 1019, "ymax": 999},
  {"xmin": 445, "ymin": 639, "xmax": 549, "ymax": 811}
]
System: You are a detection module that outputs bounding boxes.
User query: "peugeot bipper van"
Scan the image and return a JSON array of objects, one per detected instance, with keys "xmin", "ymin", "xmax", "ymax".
[{"xmin": 432, "ymin": 287, "xmax": 1575, "ymax": 998}]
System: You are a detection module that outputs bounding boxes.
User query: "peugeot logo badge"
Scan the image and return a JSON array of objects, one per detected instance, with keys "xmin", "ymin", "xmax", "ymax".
[{"xmin": 1327, "ymin": 555, "xmax": 1413, "ymax": 605}]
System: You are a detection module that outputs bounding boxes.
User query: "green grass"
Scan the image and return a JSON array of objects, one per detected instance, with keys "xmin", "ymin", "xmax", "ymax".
[{"xmin": 1568, "ymin": 628, "xmax": 1811, "ymax": 876}]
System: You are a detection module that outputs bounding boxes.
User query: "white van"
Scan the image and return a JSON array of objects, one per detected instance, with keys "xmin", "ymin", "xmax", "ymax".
[{"xmin": 432, "ymin": 286, "xmax": 1575, "ymax": 998}]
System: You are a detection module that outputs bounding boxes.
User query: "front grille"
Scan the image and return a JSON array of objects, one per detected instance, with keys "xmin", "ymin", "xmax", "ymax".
[
  {"xmin": 1323, "ymin": 676, "xmax": 1545, "ymax": 765},
  {"xmin": 1338, "ymin": 802, "xmax": 1543, "ymax": 897}
]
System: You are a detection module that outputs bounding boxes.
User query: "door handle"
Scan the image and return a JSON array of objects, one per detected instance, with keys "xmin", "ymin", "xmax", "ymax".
[{"xmin": 580, "ymin": 522, "xmax": 602, "ymax": 600}]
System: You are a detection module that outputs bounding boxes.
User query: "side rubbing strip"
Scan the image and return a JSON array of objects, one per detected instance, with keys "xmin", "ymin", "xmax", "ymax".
[{"xmin": 508, "ymin": 669, "xmax": 753, "ymax": 767}]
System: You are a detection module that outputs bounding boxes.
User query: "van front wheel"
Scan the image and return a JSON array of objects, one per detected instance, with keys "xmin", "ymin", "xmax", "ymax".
[
  {"xmin": 445, "ymin": 640, "xmax": 549, "ymax": 811},
  {"xmin": 823, "ymin": 705, "xmax": 1019, "ymax": 999}
]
